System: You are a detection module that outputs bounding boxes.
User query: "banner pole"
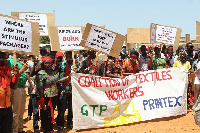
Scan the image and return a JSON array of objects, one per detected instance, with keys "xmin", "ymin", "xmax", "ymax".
[{"xmin": 13, "ymin": 51, "xmax": 17, "ymax": 65}]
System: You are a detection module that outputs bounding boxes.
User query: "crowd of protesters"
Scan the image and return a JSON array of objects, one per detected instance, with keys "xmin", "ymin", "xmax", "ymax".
[{"xmin": 0, "ymin": 42, "xmax": 200, "ymax": 133}]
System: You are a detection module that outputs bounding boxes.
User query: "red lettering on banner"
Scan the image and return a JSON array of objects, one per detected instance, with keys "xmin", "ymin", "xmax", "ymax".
[
  {"xmin": 166, "ymin": 70, "xmax": 172, "ymax": 80},
  {"xmin": 78, "ymin": 76, "xmax": 85, "ymax": 87},
  {"xmin": 122, "ymin": 78, "xmax": 129, "ymax": 86},
  {"xmin": 105, "ymin": 86, "xmax": 144, "ymax": 100}
]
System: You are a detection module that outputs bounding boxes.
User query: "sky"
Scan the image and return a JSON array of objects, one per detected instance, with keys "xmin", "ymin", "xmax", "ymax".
[{"xmin": 0, "ymin": 0, "xmax": 199, "ymax": 38}]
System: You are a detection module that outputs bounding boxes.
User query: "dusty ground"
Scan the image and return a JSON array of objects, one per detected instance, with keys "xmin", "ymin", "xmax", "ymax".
[{"xmin": 23, "ymin": 88, "xmax": 200, "ymax": 133}]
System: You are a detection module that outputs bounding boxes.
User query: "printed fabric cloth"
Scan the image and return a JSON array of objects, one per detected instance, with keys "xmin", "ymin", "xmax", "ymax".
[
  {"xmin": 152, "ymin": 55, "xmax": 166, "ymax": 70},
  {"xmin": 55, "ymin": 60, "xmax": 73, "ymax": 94},
  {"xmin": 36, "ymin": 70, "xmax": 59, "ymax": 97},
  {"xmin": 122, "ymin": 59, "xmax": 139, "ymax": 74}
]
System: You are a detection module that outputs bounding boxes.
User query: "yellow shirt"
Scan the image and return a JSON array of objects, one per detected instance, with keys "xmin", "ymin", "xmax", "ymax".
[{"xmin": 173, "ymin": 60, "xmax": 191, "ymax": 70}]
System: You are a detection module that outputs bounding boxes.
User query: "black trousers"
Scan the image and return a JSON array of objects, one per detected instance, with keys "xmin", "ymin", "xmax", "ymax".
[
  {"xmin": 57, "ymin": 93, "xmax": 73, "ymax": 127},
  {"xmin": 40, "ymin": 96, "xmax": 57, "ymax": 133},
  {"xmin": 0, "ymin": 106, "xmax": 13, "ymax": 133}
]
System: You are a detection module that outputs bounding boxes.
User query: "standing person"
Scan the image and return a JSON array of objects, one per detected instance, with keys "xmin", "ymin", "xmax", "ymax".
[
  {"xmin": 79, "ymin": 50, "xmax": 96, "ymax": 74},
  {"xmin": 138, "ymin": 45, "xmax": 150, "ymax": 71},
  {"xmin": 167, "ymin": 45, "xmax": 175, "ymax": 67},
  {"xmin": 36, "ymin": 56, "xmax": 59, "ymax": 133},
  {"xmin": 173, "ymin": 50, "xmax": 191, "ymax": 69},
  {"xmin": 185, "ymin": 42, "xmax": 195, "ymax": 67},
  {"xmin": 63, "ymin": 51, "xmax": 73, "ymax": 129},
  {"xmin": 0, "ymin": 52, "xmax": 22, "ymax": 133},
  {"xmin": 192, "ymin": 52, "xmax": 200, "ymax": 104},
  {"xmin": 121, "ymin": 51, "xmax": 139, "ymax": 76},
  {"xmin": 106, "ymin": 56, "xmax": 122, "ymax": 78},
  {"xmin": 7, "ymin": 53, "xmax": 28, "ymax": 133},
  {"xmin": 25, "ymin": 55, "xmax": 40, "ymax": 133},
  {"xmin": 55, "ymin": 51, "xmax": 73, "ymax": 132},
  {"xmin": 148, "ymin": 44, "xmax": 166, "ymax": 70}
]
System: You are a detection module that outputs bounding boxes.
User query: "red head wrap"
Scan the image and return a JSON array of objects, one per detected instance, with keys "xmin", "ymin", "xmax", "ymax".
[{"xmin": 42, "ymin": 57, "xmax": 52, "ymax": 62}]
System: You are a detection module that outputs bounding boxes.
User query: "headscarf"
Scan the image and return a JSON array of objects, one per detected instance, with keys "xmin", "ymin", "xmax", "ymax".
[{"xmin": 42, "ymin": 57, "xmax": 52, "ymax": 62}]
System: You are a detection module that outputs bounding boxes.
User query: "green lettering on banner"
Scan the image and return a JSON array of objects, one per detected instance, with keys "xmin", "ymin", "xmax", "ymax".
[{"xmin": 81, "ymin": 104, "xmax": 88, "ymax": 116}]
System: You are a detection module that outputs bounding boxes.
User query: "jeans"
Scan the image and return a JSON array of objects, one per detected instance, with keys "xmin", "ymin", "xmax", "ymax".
[
  {"xmin": 30, "ymin": 94, "xmax": 39, "ymax": 130},
  {"xmin": 0, "ymin": 106, "xmax": 13, "ymax": 133}
]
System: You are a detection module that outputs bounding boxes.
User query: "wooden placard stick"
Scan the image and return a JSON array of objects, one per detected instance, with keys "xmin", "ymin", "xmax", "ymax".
[
  {"xmin": 89, "ymin": 51, "xmax": 100, "ymax": 74},
  {"xmin": 72, "ymin": 49, "xmax": 76, "ymax": 67}
]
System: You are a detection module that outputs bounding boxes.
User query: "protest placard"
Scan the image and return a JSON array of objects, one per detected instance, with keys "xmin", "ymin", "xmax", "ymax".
[
  {"xmin": 150, "ymin": 23, "xmax": 182, "ymax": 52},
  {"xmin": 72, "ymin": 67, "xmax": 188, "ymax": 129},
  {"xmin": 127, "ymin": 28, "xmax": 150, "ymax": 43},
  {"xmin": 80, "ymin": 23, "xmax": 125, "ymax": 58},
  {"xmin": 49, "ymin": 26, "xmax": 85, "ymax": 51},
  {"xmin": 0, "ymin": 14, "xmax": 39, "ymax": 55},
  {"xmin": 11, "ymin": 12, "xmax": 55, "ymax": 36}
]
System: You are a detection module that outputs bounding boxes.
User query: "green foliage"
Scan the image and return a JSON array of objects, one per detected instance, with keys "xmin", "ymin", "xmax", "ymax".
[{"xmin": 40, "ymin": 36, "xmax": 50, "ymax": 44}]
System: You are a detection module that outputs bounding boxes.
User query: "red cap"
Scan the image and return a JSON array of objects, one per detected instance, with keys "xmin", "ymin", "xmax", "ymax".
[{"xmin": 56, "ymin": 52, "xmax": 64, "ymax": 57}]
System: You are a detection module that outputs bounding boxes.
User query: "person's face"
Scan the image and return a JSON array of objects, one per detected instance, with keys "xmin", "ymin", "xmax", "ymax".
[
  {"xmin": 130, "ymin": 56, "xmax": 138, "ymax": 62},
  {"xmin": 168, "ymin": 49, "xmax": 173, "ymax": 56},
  {"xmin": 56, "ymin": 56, "xmax": 63, "ymax": 63},
  {"xmin": 89, "ymin": 50, "xmax": 96, "ymax": 59},
  {"xmin": 186, "ymin": 44, "xmax": 194, "ymax": 53},
  {"xmin": 65, "ymin": 52, "xmax": 72, "ymax": 63},
  {"xmin": 180, "ymin": 53, "xmax": 186, "ymax": 60},
  {"xmin": 0, "ymin": 53, "xmax": 7, "ymax": 66},
  {"xmin": 141, "ymin": 47, "xmax": 147, "ymax": 54},
  {"xmin": 154, "ymin": 47, "xmax": 161, "ymax": 54},
  {"xmin": 43, "ymin": 60, "xmax": 52, "ymax": 70}
]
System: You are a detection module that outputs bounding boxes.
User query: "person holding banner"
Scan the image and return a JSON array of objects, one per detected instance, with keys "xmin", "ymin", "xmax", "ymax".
[
  {"xmin": 121, "ymin": 50, "xmax": 139, "ymax": 76},
  {"xmin": 7, "ymin": 53, "xmax": 28, "ymax": 133},
  {"xmin": 0, "ymin": 52, "xmax": 22, "ymax": 133},
  {"xmin": 55, "ymin": 51, "xmax": 73, "ymax": 131},
  {"xmin": 148, "ymin": 44, "xmax": 166, "ymax": 70},
  {"xmin": 138, "ymin": 45, "xmax": 150, "ymax": 71},
  {"xmin": 36, "ymin": 56, "xmax": 59, "ymax": 133},
  {"xmin": 173, "ymin": 49, "xmax": 191, "ymax": 70}
]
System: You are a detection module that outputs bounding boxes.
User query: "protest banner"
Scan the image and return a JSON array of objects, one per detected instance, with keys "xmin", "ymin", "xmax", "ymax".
[
  {"xmin": 0, "ymin": 14, "xmax": 39, "ymax": 55},
  {"xmin": 71, "ymin": 66, "xmax": 188, "ymax": 130},
  {"xmin": 80, "ymin": 23, "xmax": 125, "ymax": 58},
  {"xmin": 49, "ymin": 26, "xmax": 85, "ymax": 51},
  {"xmin": 11, "ymin": 12, "xmax": 55, "ymax": 36},
  {"xmin": 150, "ymin": 23, "xmax": 182, "ymax": 51}
]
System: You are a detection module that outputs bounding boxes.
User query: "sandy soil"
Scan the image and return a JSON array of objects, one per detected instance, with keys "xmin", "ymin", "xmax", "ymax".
[{"xmin": 23, "ymin": 88, "xmax": 200, "ymax": 133}]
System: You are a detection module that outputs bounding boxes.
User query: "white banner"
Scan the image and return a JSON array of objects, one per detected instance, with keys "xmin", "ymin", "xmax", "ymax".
[
  {"xmin": 19, "ymin": 13, "xmax": 48, "ymax": 36},
  {"xmin": 0, "ymin": 16, "xmax": 32, "ymax": 52},
  {"xmin": 72, "ymin": 67, "xmax": 188, "ymax": 129},
  {"xmin": 85, "ymin": 25, "xmax": 116, "ymax": 54},
  {"xmin": 156, "ymin": 25, "xmax": 177, "ymax": 44},
  {"xmin": 57, "ymin": 27, "xmax": 83, "ymax": 50}
]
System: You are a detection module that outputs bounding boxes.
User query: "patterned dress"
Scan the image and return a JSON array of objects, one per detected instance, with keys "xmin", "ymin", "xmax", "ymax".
[
  {"xmin": 122, "ymin": 59, "xmax": 139, "ymax": 74},
  {"xmin": 36, "ymin": 70, "xmax": 59, "ymax": 97},
  {"xmin": 152, "ymin": 55, "xmax": 166, "ymax": 70}
]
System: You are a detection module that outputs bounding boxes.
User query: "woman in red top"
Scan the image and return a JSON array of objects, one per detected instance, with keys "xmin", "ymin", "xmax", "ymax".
[
  {"xmin": 0, "ymin": 52, "xmax": 27, "ymax": 133},
  {"xmin": 121, "ymin": 51, "xmax": 139, "ymax": 76}
]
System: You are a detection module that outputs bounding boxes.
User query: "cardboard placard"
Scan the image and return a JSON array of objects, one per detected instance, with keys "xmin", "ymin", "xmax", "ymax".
[
  {"xmin": 150, "ymin": 23, "xmax": 181, "ymax": 45},
  {"xmin": 127, "ymin": 28, "xmax": 150, "ymax": 43},
  {"xmin": 49, "ymin": 26, "xmax": 86, "ymax": 51},
  {"xmin": 80, "ymin": 23, "xmax": 125, "ymax": 58},
  {"xmin": 11, "ymin": 12, "xmax": 55, "ymax": 36},
  {"xmin": 0, "ymin": 14, "xmax": 39, "ymax": 55}
]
